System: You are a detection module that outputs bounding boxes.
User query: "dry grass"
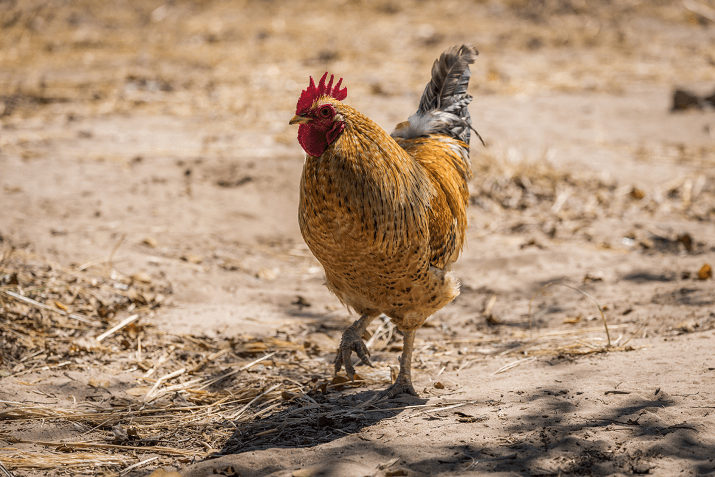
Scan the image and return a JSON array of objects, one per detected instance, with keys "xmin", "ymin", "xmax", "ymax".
[
  {"xmin": 0, "ymin": 238, "xmax": 650, "ymax": 474},
  {"xmin": 469, "ymin": 146, "xmax": 715, "ymax": 247}
]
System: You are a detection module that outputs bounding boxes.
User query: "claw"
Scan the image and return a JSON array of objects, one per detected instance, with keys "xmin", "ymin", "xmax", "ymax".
[
  {"xmin": 354, "ymin": 340, "xmax": 372, "ymax": 366},
  {"xmin": 334, "ymin": 324, "xmax": 373, "ymax": 381},
  {"xmin": 378, "ymin": 376, "xmax": 419, "ymax": 400},
  {"xmin": 335, "ymin": 326, "xmax": 372, "ymax": 381}
]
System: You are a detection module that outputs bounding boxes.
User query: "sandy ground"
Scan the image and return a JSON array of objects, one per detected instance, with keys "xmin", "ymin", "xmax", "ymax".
[{"xmin": 1, "ymin": 0, "xmax": 715, "ymax": 476}]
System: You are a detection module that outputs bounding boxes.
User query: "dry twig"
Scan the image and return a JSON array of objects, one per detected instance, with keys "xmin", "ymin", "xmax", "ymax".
[{"xmin": 528, "ymin": 281, "xmax": 611, "ymax": 346}]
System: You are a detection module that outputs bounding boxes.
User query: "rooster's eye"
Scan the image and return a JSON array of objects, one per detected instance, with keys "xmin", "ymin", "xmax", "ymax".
[{"xmin": 319, "ymin": 106, "xmax": 332, "ymax": 118}]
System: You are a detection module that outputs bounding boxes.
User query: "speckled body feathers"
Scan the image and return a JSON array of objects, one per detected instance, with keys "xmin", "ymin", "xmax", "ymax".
[{"xmin": 298, "ymin": 45, "xmax": 478, "ymax": 332}]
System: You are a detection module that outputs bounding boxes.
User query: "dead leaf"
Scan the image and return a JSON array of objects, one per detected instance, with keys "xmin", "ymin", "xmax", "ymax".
[
  {"xmin": 331, "ymin": 375, "xmax": 350, "ymax": 385},
  {"xmin": 88, "ymin": 378, "xmax": 109, "ymax": 388},
  {"xmin": 148, "ymin": 470, "xmax": 183, "ymax": 477},
  {"xmin": 71, "ymin": 338, "xmax": 102, "ymax": 352},
  {"xmin": 238, "ymin": 342, "xmax": 268, "ymax": 354},
  {"xmin": 583, "ymin": 272, "xmax": 604, "ymax": 283},
  {"xmin": 698, "ymin": 263, "xmax": 712, "ymax": 280},
  {"xmin": 520, "ymin": 238, "xmax": 543, "ymax": 249},
  {"xmin": 217, "ymin": 176, "xmax": 253, "ymax": 188},
  {"xmin": 220, "ymin": 258, "xmax": 244, "ymax": 271},
  {"xmin": 675, "ymin": 320, "xmax": 698, "ymax": 333},
  {"xmin": 639, "ymin": 238, "xmax": 654, "ymax": 249},
  {"xmin": 181, "ymin": 253, "xmax": 203, "ymax": 264},
  {"xmin": 630, "ymin": 187, "xmax": 645, "ymax": 200},
  {"xmin": 127, "ymin": 288, "xmax": 147, "ymax": 304},
  {"xmin": 142, "ymin": 237, "xmax": 158, "ymax": 248},
  {"xmin": 312, "ymin": 381, "xmax": 328, "ymax": 394},
  {"xmin": 563, "ymin": 316, "xmax": 581, "ymax": 324},
  {"xmin": 331, "ymin": 374, "xmax": 360, "ymax": 391},
  {"xmin": 256, "ymin": 267, "xmax": 277, "ymax": 280},
  {"xmin": 678, "ymin": 234, "xmax": 693, "ymax": 252},
  {"xmin": 482, "ymin": 294, "xmax": 497, "ymax": 316},
  {"xmin": 131, "ymin": 271, "xmax": 152, "ymax": 284},
  {"xmin": 112, "ymin": 424, "xmax": 128, "ymax": 440},
  {"xmin": 486, "ymin": 314, "xmax": 502, "ymax": 325}
]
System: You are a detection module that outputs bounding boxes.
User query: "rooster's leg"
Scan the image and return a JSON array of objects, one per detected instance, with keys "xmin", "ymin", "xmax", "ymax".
[
  {"xmin": 335, "ymin": 313, "xmax": 377, "ymax": 380},
  {"xmin": 380, "ymin": 329, "xmax": 418, "ymax": 398}
]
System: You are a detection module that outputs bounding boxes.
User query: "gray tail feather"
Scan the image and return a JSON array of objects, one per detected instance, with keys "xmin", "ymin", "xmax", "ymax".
[{"xmin": 416, "ymin": 44, "xmax": 481, "ymax": 146}]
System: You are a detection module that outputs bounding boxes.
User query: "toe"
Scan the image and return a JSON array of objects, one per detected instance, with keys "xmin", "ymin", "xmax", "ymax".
[
  {"xmin": 342, "ymin": 347, "xmax": 356, "ymax": 380},
  {"xmin": 354, "ymin": 341, "xmax": 373, "ymax": 367},
  {"xmin": 334, "ymin": 352, "xmax": 344, "ymax": 375},
  {"xmin": 380, "ymin": 379, "xmax": 419, "ymax": 399}
]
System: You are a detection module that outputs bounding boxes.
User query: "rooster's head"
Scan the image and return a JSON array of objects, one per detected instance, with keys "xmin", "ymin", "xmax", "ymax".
[{"xmin": 289, "ymin": 72, "xmax": 348, "ymax": 157}]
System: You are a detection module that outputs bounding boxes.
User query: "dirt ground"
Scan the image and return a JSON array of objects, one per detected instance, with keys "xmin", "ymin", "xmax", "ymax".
[{"xmin": 1, "ymin": 0, "xmax": 715, "ymax": 476}]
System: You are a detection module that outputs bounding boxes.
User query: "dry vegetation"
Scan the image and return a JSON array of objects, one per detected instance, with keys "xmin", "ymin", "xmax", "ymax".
[
  {"xmin": 2, "ymin": 0, "xmax": 715, "ymax": 126},
  {"xmin": 470, "ymin": 146, "xmax": 715, "ymax": 245},
  {"xmin": 0, "ymin": 237, "xmax": 651, "ymax": 474}
]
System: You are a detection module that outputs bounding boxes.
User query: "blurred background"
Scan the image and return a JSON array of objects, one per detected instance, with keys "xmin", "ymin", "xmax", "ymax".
[
  {"xmin": 1, "ymin": 3, "xmax": 715, "ymax": 473},
  {"xmin": 1, "ymin": 0, "xmax": 714, "ymax": 130}
]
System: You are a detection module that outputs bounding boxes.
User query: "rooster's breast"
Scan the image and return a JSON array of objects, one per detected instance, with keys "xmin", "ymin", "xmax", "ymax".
[{"xmin": 298, "ymin": 143, "xmax": 458, "ymax": 330}]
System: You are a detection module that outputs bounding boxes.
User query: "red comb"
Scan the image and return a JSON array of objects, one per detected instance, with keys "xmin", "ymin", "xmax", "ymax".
[{"xmin": 295, "ymin": 72, "xmax": 347, "ymax": 114}]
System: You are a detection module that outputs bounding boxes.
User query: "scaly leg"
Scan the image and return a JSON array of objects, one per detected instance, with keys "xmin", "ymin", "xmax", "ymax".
[
  {"xmin": 380, "ymin": 329, "xmax": 418, "ymax": 398},
  {"xmin": 335, "ymin": 313, "xmax": 378, "ymax": 380}
]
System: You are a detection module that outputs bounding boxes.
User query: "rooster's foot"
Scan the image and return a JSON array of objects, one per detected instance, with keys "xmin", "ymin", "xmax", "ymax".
[
  {"xmin": 379, "ymin": 375, "xmax": 419, "ymax": 399},
  {"xmin": 334, "ymin": 324, "xmax": 372, "ymax": 380}
]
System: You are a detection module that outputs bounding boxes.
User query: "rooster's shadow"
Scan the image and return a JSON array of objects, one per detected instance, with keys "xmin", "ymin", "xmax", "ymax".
[{"xmin": 213, "ymin": 388, "xmax": 425, "ymax": 457}]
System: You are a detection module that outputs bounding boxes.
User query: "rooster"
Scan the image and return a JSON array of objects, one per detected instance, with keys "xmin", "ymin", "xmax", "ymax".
[{"xmin": 289, "ymin": 45, "xmax": 481, "ymax": 398}]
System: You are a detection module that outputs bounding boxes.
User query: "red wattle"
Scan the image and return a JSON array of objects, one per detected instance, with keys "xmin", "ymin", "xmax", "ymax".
[
  {"xmin": 297, "ymin": 122, "xmax": 345, "ymax": 157},
  {"xmin": 298, "ymin": 123, "xmax": 327, "ymax": 157}
]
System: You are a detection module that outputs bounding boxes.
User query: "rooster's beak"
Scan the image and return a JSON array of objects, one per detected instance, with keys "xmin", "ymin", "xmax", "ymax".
[{"xmin": 289, "ymin": 115, "xmax": 311, "ymax": 125}]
